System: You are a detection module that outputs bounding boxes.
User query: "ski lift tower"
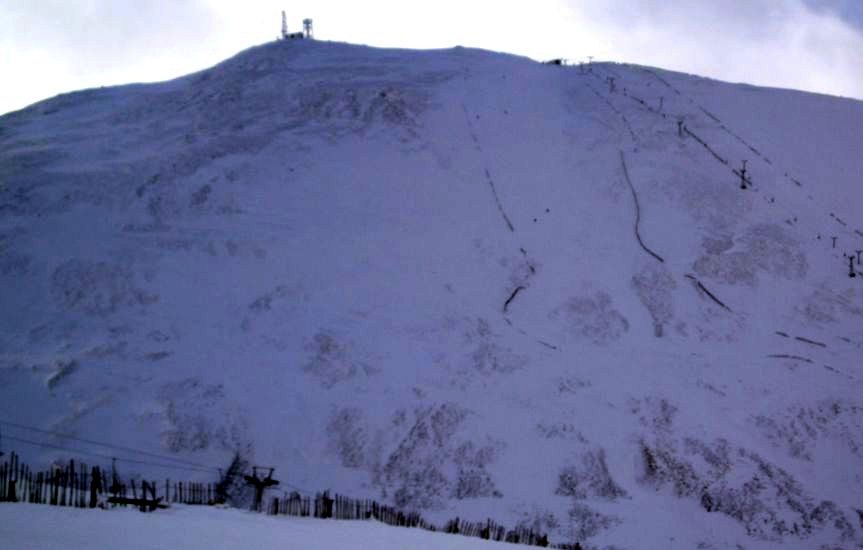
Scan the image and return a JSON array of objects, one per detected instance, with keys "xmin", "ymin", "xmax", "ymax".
[
  {"xmin": 281, "ymin": 11, "xmax": 288, "ymax": 40},
  {"xmin": 303, "ymin": 18, "xmax": 314, "ymax": 39}
]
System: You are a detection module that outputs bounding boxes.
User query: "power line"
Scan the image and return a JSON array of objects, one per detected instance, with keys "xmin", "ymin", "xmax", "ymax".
[
  {"xmin": 3, "ymin": 434, "xmax": 218, "ymax": 475},
  {"xmin": 0, "ymin": 419, "xmax": 220, "ymax": 472}
]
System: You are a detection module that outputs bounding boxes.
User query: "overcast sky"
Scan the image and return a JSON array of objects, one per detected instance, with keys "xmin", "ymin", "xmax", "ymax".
[{"xmin": 2, "ymin": 0, "xmax": 863, "ymax": 115}]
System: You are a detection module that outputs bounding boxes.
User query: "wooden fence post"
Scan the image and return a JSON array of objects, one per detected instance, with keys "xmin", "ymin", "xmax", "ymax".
[{"xmin": 90, "ymin": 466, "xmax": 101, "ymax": 508}]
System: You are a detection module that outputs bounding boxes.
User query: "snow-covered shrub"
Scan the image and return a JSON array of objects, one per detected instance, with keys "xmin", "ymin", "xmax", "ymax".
[
  {"xmin": 465, "ymin": 318, "xmax": 526, "ymax": 375},
  {"xmin": 797, "ymin": 286, "xmax": 863, "ymax": 326},
  {"xmin": 453, "ymin": 441, "xmax": 503, "ymax": 499},
  {"xmin": 378, "ymin": 403, "xmax": 502, "ymax": 509},
  {"xmin": 694, "ymin": 223, "xmax": 807, "ymax": 286},
  {"xmin": 632, "ymin": 263, "xmax": 676, "ymax": 337},
  {"xmin": 566, "ymin": 502, "xmax": 621, "ymax": 542},
  {"xmin": 556, "ymin": 449, "xmax": 627, "ymax": 500},
  {"xmin": 51, "ymin": 259, "xmax": 156, "ymax": 316},
  {"xmin": 380, "ymin": 404, "xmax": 468, "ymax": 509},
  {"xmin": 639, "ymin": 434, "xmax": 862, "ymax": 543},
  {"xmin": 303, "ymin": 330, "xmax": 379, "ymax": 389},
  {"xmin": 289, "ymin": 82, "xmax": 429, "ymax": 142},
  {"xmin": 327, "ymin": 407, "xmax": 368, "ymax": 468},
  {"xmin": 156, "ymin": 378, "xmax": 250, "ymax": 453},
  {"xmin": 638, "ymin": 440, "xmax": 700, "ymax": 497},
  {"xmin": 630, "ymin": 396, "xmax": 678, "ymax": 434},
  {"xmin": 551, "ymin": 291, "xmax": 629, "ymax": 344},
  {"xmin": 516, "ymin": 507, "xmax": 560, "ymax": 534},
  {"xmin": 754, "ymin": 399, "xmax": 863, "ymax": 461}
]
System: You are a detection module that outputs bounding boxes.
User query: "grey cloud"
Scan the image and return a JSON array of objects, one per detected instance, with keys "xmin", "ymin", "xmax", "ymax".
[
  {"xmin": 577, "ymin": 1, "xmax": 793, "ymax": 34},
  {"xmin": 3, "ymin": 0, "xmax": 220, "ymax": 75},
  {"xmin": 570, "ymin": 0, "xmax": 863, "ymax": 99},
  {"xmin": 804, "ymin": 0, "xmax": 863, "ymax": 28}
]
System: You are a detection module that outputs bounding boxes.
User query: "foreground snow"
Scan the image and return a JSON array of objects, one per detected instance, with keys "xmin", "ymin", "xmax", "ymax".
[{"xmin": 0, "ymin": 503, "xmax": 506, "ymax": 550}]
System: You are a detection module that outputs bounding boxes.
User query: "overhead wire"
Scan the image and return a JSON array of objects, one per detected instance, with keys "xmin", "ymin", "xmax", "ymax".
[
  {"xmin": 0, "ymin": 418, "xmax": 220, "ymax": 472},
  {"xmin": 0, "ymin": 419, "xmax": 310, "ymax": 486},
  {"xmin": 264, "ymin": 480, "xmax": 315, "ymax": 496},
  {"xmin": 2, "ymin": 434, "xmax": 218, "ymax": 475}
]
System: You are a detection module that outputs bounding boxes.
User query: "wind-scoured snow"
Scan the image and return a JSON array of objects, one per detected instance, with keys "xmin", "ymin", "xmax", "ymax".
[{"xmin": 1, "ymin": 39, "xmax": 862, "ymax": 549}]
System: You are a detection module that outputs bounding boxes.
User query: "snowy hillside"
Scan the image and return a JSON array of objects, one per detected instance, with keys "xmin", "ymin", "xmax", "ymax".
[{"xmin": 1, "ymin": 39, "xmax": 863, "ymax": 549}]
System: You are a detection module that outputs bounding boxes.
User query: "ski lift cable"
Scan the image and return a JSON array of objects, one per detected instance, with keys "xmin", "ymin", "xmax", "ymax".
[
  {"xmin": 2, "ymin": 434, "xmax": 218, "ymax": 475},
  {"xmin": 0, "ymin": 418, "xmax": 220, "ymax": 471},
  {"xmin": 263, "ymin": 480, "xmax": 315, "ymax": 496}
]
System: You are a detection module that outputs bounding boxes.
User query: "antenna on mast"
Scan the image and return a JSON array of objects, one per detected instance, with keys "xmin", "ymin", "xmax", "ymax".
[
  {"xmin": 303, "ymin": 18, "xmax": 313, "ymax": 39},
  {"xmin": 281, "ymin": 11, "xmax": 288, "ymax": 40}
]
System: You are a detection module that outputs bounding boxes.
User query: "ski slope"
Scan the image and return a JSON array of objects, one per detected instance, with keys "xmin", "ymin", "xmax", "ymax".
[{"xmin": 1, "ymin": 39, "xmax": 862, "ymax": 549}]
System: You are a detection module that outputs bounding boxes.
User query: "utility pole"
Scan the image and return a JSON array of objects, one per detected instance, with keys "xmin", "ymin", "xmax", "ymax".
[
  {"xmin": 739, "ymin": 160, "xmax": 748, "ymax": 190},
  {"xmin": 832, "ymin": 236, "xmax": 838, "ymax": 249},
  {"xmin": 244, "ymin": 467, "xmax": 279, "ymax": 512},
  {"xmin": 849, "ymin": 256, "xmax": 857, "ymax": 278},
  {"xmin": 281, "ymin": 11, "xmax": 288, "ymax": 40}
]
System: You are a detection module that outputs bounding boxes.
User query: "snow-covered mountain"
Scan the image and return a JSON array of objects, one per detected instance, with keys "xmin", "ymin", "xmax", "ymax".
[{"xmin": 1, "ymin": 39, "xmax": 862, "ymax": 549}]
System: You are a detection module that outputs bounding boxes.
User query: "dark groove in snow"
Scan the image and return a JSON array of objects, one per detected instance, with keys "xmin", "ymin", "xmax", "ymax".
[
  {"xmin": 795, "ymin": 336, "xmax": 827, "ymax": 348},
  {"xmin": 685, "ymin": 274, "xmax": 732, "ymax": 312},
  {"xmin": 537, "ymin": 340, "xmax": 559, "ymax": 351},
  {"xmin": 503, "ymin": 285, "xmax": 525, "ymax": 313},
  {"xmin": 461, "ymin": 103, "xmax": 515, "ymax": 232},
  {"xmin": 767, "ymin": 354, "xmax": 813, "ymax": 363},
  {"xmin": 619, "ymin": 150, "xmax": 665, "ymax": 263}
]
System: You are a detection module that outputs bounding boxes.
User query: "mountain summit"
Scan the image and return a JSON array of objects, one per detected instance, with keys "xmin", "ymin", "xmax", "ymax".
[{"xmin": 2, "ymin": 39, "xmax": 862, "ymax": 548}]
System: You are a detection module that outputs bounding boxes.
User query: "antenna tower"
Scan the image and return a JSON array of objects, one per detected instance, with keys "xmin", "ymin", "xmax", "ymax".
[
  {"xmin": 303, "ymin": 18, "xmax": 313, "ymax": 39},
  {"xmin": 281, "ymin": 11, "xmax": 288, "ymax": 40}
]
